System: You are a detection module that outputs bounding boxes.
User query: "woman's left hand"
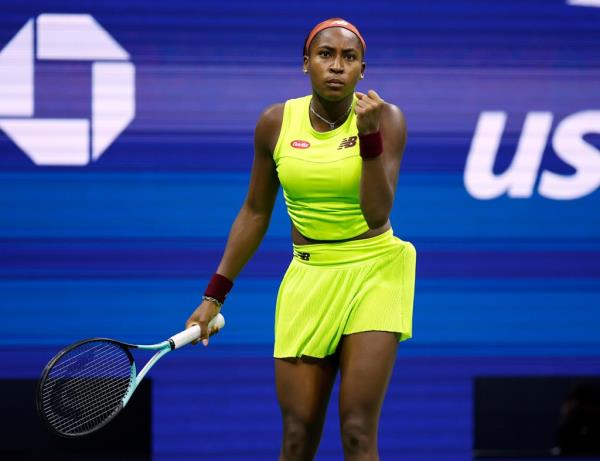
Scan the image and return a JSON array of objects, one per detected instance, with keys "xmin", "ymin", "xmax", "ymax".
[{"xmin": 355, "ymin": 90, "xmax": 385, "ymax": 135}]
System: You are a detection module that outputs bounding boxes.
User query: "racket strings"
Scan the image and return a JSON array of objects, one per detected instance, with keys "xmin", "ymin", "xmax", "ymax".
[
  {"xmin": 42, "ymin": 344, "xmax": 129, "ymax": 398},
  {"xmin": 43, "ymin": 354, "xmax": 131, "ymax": 434},
  {"xmin": 42, "ymin": 343, "xmax": 132, "ymax": 434},
  {"xmin": 41, "ymin": 351, "xmax": 131, "ymax": 422},
  {"xmin": 42, "ymin": 369, "xmax": 132, "ymax": 433},
  {"xmin": 48, "ymin": 384, "xmax": 128, "ymax": 434},
  {"xmin": 39, "ymin": 340, "xmax": 134, "ymax": 436},
  {"xmin": 46, "ymin": 342, "xmax": 115, "ymax": 374}
]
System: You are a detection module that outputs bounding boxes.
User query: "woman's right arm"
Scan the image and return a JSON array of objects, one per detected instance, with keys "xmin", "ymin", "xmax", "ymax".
[{"xmin": 185, "ymin": 103, "xmax": 284, "ymax": 344}]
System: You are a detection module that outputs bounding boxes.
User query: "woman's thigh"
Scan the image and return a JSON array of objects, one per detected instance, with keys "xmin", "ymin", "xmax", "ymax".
[
  {"xmin": 338, "ymin": 331, "xmax": 398, "ymax": 430},
  {"xmin": 275, "ymin": 355, "xmax": 338, "ymax": 424},
  {"xmin": 275, "ymin": 356, "xmax": 339, "ymax": 459}
]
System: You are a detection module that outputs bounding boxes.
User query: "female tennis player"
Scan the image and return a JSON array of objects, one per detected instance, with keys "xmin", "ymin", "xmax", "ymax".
[{"xmin": 186, "ymin": 18, "xmax": 416, "ymax": 460}]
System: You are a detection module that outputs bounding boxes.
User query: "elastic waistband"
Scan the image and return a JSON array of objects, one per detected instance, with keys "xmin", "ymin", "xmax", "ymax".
[{"xmin": 292, "ymin": 229, "xmax": 400, "ymax": 266}]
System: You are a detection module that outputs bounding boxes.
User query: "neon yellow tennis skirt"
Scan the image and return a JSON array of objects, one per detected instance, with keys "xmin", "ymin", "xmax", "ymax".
[{"xmin": 274, "ymin": 229, "xmax": 416, "ymax": 358}]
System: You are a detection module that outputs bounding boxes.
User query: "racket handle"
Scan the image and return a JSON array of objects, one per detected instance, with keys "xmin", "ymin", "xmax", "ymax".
[{"xmin": 169, "ymin": 313, "xmax": 226, "ymax": 350}]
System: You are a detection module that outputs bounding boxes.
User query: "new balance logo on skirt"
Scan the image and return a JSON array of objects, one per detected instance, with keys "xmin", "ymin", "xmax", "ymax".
[{"xmin": 294, "ymin": 251, "xmax": 311, "ymax": 261}]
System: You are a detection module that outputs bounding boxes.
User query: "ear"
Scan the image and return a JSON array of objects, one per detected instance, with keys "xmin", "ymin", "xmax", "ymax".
[
  {"xmin": 303, "ymin": 55, "xmax": 309, "ymax": 73},
  {"xmin": 360, "ymin": 61, "xmax": 366, "ymax": 79}
]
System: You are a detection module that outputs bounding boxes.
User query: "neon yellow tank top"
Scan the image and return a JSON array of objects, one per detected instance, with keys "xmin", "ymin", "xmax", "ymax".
[{"xmin": 273, "ymin": 95, "xmax": 369, "ymax": 240}]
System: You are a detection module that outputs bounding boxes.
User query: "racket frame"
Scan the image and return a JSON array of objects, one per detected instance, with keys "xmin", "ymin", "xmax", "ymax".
[
  {"xmin": 122, "ymin": 341, "xmax": 171, "ymax": 406},
  {"xmin": 36, "ymin": 337, "xmax": 137, "ymax": 438},
  {"xmin": 37, "ymin": 315, "xmax": 224, "ymax": 438}
]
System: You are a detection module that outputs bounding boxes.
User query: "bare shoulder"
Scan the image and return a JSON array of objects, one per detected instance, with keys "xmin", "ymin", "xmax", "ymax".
[
  {"xmin": 381, "ymin": 102, "xmax": 407, "ymax": 156},
  {"xmin": 258, "ymin": 102, "xmax": 284, "ymax": 126},
  {"xmin": 255, "ymin": 102, "xmax": 285, "ymax": 154},
  {"xmin": 381, "ymin": 102, "xmax": 406, "ymax": 131}
]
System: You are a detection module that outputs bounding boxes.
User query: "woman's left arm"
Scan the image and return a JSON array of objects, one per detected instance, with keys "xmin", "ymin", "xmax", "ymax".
[{"xmin": 355, "ymin": 90, "xmax": 407, "ymax": 228}]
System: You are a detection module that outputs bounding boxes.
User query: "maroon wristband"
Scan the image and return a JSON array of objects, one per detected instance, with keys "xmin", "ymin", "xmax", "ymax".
[
  {"xmin": 204, "ymin": 273, "xmax": 233, "ymax": 304},
  {"xmin": 358, "ymin": 131, "xmax": 383, "ymax": 159}
]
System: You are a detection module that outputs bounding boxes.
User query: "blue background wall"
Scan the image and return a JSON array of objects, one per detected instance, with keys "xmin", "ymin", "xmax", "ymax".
[{"xmin": 1, "ymin": 1, "xmax": 599, "ymax": 459}]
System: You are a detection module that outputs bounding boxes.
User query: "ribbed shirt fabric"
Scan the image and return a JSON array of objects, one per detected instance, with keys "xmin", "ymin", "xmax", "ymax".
[{"xmin": 273, "ymin": 95, "xmax": 370, "ymax": 240}]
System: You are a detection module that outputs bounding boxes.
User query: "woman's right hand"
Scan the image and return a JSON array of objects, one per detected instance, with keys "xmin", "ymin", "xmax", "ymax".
[{"xmin": 185, "ymin": 299, "xmax": 222, "ymax": 346}]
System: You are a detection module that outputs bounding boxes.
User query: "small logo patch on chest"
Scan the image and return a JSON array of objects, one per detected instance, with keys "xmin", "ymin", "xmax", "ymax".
[
  {"xmin": 291, "ymin": 140, "xmax": 311, "ymax": 149},
  {"xmin": 337, "ymin": 136, "xmax": 357, "ymax": 150}
]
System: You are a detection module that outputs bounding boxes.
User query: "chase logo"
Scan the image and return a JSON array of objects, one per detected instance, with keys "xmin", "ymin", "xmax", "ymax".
[{"xmin": 0, "ymin": 14, "xmax": 135, "ymax": 166}]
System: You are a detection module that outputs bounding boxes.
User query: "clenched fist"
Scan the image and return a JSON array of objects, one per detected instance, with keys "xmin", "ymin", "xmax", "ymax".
[{"xmin": 355, "ymin": 90, "xmax": 384, "ymax": 135}]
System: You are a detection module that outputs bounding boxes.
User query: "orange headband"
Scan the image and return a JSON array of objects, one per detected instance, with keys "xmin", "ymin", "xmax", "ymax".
[{"xmin": 304, "ymin": 18, "xmax": 366, "ymax": 55}]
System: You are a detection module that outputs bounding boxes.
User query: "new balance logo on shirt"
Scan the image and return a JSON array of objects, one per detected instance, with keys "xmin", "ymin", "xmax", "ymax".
[{"xmin": 337, "ymin": 136, "xmax": 357, "ymax": 150}]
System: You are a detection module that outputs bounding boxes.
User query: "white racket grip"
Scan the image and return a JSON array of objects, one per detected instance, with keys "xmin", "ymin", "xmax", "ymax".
[{"xmin": 169, "ymin": 313, "xmax": 225, "ymax": 350}]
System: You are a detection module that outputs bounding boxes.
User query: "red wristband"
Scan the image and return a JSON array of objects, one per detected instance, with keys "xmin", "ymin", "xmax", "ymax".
[
  {"xmin": 204, "ymin": 273, "xmax": 233, "ymax": 304},
  {"xmin": 358, "ymin": 131, "xmax": 383, "ymax": 159}
]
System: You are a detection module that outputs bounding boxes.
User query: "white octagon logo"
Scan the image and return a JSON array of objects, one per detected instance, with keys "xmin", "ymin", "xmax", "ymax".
[{"xmin": 0, "ymin": 14, "xmax": 135, "ymax": 166}]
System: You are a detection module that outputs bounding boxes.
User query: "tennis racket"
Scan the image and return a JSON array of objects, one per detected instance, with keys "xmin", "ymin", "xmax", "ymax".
[{"xmin": 36, "ymin": 314, "xmax": 225, "ymax": 438}]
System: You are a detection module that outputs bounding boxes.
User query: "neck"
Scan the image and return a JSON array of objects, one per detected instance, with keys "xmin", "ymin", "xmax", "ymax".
[
  {"xmin": 311, "ymin": 93, "xmax": 354, "ymax": 121},
  {"xmin": 310, "ymin": 93, "xmax": 354, "ymax": 130}
]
